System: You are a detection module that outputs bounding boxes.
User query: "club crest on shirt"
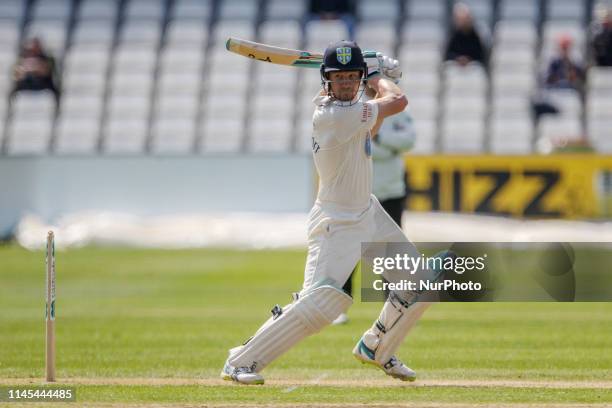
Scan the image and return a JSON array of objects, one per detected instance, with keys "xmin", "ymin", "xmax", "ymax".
[
  {"xmin": 336, "ymin": 47, "xmax": 352, "ymax": 65},
  {"xmin": 365, "ymin": 134, "xmax": 371, "ymax": 157}
]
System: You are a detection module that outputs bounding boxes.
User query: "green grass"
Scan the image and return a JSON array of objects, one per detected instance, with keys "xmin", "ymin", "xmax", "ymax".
[
  {"xmin": 3, "ymin": 384, "xmax": 612, "ymax": 406},
  {"xmin": 1, "ymin": 245, "xmax": 611, "ymax": 406}
]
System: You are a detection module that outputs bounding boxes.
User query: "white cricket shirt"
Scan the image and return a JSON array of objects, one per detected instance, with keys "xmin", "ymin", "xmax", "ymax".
[{"xmin": 311, "ymin": 94, "xmax": 379, "ymax": 211}]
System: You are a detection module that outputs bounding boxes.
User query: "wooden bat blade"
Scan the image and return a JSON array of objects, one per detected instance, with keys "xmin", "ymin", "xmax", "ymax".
[
  {"xmin": 226, "ymin": 37, "xmax": 379, "ymax": 69},
  {"xmin": 226, "ymin": 37, "xmax": 323, "ymax": 68}
]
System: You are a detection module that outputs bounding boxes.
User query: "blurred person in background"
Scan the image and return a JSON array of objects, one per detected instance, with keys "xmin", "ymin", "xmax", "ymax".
[
  {"xmin": 9, "ymin": 37, "xmax": 60, "ymax": 107},
  {"xmin": 369, "ymin": 105, "xmax": 415, "ymax": 236},
  {"xmin": 334, "ymin": 74, "xmax": 416, "ymax": 325},
  {"xmin": 545, "ymin": 35, "xmax": 585, "ymax": 93},
  {"xmin": 305, "ymin": 0, "xmax": 356, "ymax": 40},
  {"xmin": 590, "ymin": 7, "xmax": 612, "ymax": 67},
  {"xmin": 444, "ymin": 2, "xmax": 488, "ymax": 68},
  {"xmin": 532, "ymin": 35, "xmax": 586, "ymax": 131}
]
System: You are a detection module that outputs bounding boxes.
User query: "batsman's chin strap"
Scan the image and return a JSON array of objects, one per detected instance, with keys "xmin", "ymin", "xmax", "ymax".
[
  {"xmin": 321, "ymin": 81, "xmax": 368, "ymax": 107},
  {"xmin": 337, "ymin": 85, "xmax": 367, "ymax": 107}
]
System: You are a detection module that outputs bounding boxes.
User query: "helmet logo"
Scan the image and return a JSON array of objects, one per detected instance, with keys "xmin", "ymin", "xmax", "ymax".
[{"xmin": 336, "ymin": 47, "xmax": 352, "ymax": 65}]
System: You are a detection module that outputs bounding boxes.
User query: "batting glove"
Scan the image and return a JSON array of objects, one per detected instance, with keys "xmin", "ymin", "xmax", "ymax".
[{"xmin": 376, "ymin": 52, "xmax": 402, "ymax": 83}]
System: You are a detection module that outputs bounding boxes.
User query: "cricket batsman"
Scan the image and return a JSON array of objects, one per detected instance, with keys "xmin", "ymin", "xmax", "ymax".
[
  {"xmin": 334, "ymin": 69, "xmax": 417, "ymax": 325},
  {"xmin": 222, "ymin": 40, "xmax": 434, "ymax": 385}
]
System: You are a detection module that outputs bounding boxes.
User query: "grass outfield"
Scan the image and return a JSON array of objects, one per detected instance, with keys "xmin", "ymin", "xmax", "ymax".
[{"xmin": 0, "ymin": 245, "xmax": 611, "ymax": 407}]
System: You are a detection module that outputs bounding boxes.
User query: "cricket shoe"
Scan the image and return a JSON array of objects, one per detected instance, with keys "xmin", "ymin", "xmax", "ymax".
[
  {"xmin": 332, "ymin": 312, "xmax": 349, "ymax": 325},
  {"xmin": 220, "ymin": 361, "xmax": 264, "ymax": 385},
  {"xmin": 352, "ymin": 339, "xmax": 417, "ymax": 382}
]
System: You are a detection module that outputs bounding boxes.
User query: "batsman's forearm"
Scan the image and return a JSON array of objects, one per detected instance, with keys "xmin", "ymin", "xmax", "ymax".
[
  {"xmin": 374, "ymin": 77, "xmax": 404, "ymax": 99},
  {"xmin": 374, "ymin": 81, "xmax": 408, "ymax": 111},
  {"xmin": 368, "ymin": 76, "xmax": 408, "ymax": 136}
]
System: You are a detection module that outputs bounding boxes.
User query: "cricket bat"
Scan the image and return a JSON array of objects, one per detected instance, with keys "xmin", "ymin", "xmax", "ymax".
[{"xmin": 226, "ymin": 37, "xmax": 378, "ymax": 68}]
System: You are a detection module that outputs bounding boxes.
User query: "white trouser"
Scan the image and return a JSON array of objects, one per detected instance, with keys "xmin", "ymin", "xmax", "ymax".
[
  {"xmin": 302, "ymin": 195, "xmax": 408, "ymax": 292},
  {"xmin": 226, "ymin": 195, "xmax": 430, "ymax": 373},
  {"xmin": 303, "ymin": 195, "xmax": 432, "ymax": 365}
]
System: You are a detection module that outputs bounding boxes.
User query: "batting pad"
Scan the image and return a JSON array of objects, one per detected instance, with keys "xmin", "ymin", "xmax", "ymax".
[
  {"xmin": 228, "ymin": 284, "xmax": 353, "ymax": 372},
  {"xmin": 362, "ymin": 292, "xmax": 431, "ymax": 366},
  {"xmin": 360, "ymin": 247, "xmax": 449, "ymax": 365}
]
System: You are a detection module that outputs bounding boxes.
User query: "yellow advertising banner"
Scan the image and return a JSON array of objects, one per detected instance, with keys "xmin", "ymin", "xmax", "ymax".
[{"xmin": 404, "ymin": 155, "xmax": 612, "ymax": 219}]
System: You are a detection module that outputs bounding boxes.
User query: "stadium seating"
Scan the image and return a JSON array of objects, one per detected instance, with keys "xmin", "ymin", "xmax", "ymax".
[
  {"xmin": 265, "ymin": 0, "xmax": 305, "ymax": 21},
  {"xmin": 0, "ymin": 0, "xmax": 609, "ymax": 156},
  {"xmin": 587, "ymin": 67, "xmax": 612, "ymax": 152},
  {"xmin": 358, "ymin": 0, "xmax": 400, "ymax": 21},
  {"xmin": 78, "ymin": 0, "xmax": 118, "ymax": 21},
  {"xmin": 407, "ymin": 0, "xmax": 446, "ymax": 20},
  {"xmin": 201, "ymin": 118, "xmax": 244, "ymax": 153},
  {"xmin": 55, "ymin": 116, "xmax": 100, "ymax": 154},
  {"xmin": 356, "ymin": 22, "xmax": 396, "ymax": 56},
  {"xmin": 6, "ymin": 91, "xmax": 55, "ymax": 154},
  {"xmin": 151, "ymin": 117, "xmax": 196, "ymax": 154},
  {"xmin": 172, "ymin": 0, "xmax": 212, "ymax": 20}
]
